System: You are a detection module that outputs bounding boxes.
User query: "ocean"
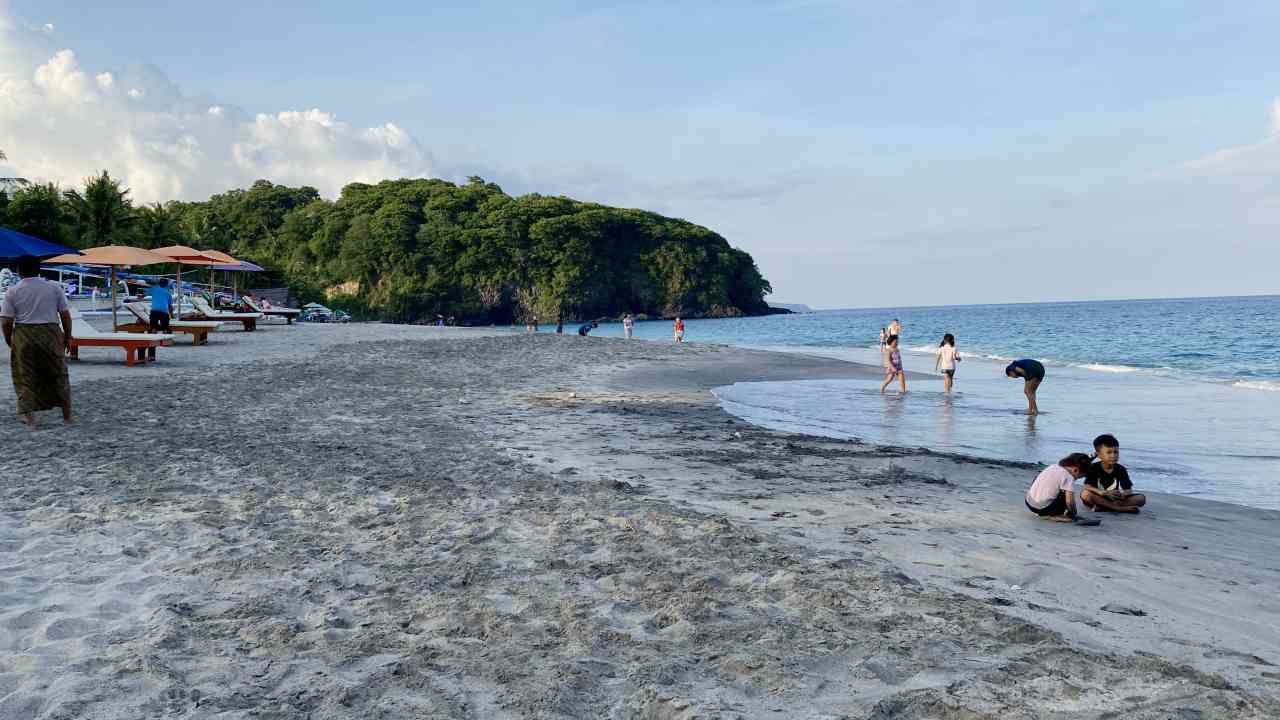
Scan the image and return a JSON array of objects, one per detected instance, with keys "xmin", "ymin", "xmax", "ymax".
[{"xmin": 593, "ymin": 296, "xmax": 1280, "ymax": 510}]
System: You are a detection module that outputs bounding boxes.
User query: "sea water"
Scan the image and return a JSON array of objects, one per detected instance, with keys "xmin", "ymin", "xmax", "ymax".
[{"xmin": 594, "ymin": 296, "xmax": 1280, "ymax": 509}]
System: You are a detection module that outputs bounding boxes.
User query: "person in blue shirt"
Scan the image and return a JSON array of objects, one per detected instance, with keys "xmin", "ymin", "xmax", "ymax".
[
  {"xmin": 146, "ymin": 280, "xmax": 174, "ymax": 360},
  {"xmin": 577, "ymin": 320, "xmax": 598, "ymax": 336}
]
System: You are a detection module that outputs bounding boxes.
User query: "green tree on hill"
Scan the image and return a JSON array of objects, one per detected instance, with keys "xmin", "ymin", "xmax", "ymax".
[
  {"xmin": 62, "ymin": 171, "xmax": 135, "ymax": 248},
  {"xmin": 4, "ymin": 172, "xmax": 773, "ymax": 323}
]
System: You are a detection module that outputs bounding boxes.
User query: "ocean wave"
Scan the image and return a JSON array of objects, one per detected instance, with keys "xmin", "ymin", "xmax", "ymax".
[
  {"xmin": 1233, "ymin": 380, "xmax": 1280, "ymax": 392},
  {"xmin": 1082, "ymin": 363, "xmax": 1144, "ymax": 374}
]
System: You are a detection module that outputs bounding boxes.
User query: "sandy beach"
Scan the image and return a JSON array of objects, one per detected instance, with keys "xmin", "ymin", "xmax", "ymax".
[{"xmin": 2, "ymin": 322, "xmax": 1278, "ymax": 718}]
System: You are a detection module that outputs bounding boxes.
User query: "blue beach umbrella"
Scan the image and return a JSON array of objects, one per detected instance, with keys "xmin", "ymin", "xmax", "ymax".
[{"xmin": 0, "ymin": 226, "xmax": 81, "ymax": 260}]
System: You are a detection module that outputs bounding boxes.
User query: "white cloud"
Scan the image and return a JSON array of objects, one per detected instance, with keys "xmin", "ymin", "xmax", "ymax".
[
  {"xmin": 0, "ymin": 12, "xmax": 435, "ymax": 202},
  {"xmin": 1178, "ymin": 98, "xmax": 1280, "ymax": 177}
]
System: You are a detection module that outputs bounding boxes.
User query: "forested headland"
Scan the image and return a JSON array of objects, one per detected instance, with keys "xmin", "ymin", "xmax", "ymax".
[{"xmin": 1, "ymin": 169, "xmax": 775, "ymax": 324}]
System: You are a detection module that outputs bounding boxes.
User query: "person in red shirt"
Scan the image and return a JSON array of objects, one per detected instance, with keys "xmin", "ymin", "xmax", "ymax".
[{"xmin": 673, "ymin": 317, "xmax": 685, "ymax": 343}]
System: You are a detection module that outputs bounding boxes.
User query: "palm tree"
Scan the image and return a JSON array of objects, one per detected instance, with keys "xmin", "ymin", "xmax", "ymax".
[
  {"xmin": 134, "ymin": 202, "xmax": 183, "ymax": 248},
  {"xmin": 63, "ymin": 170, "xmax": 136, "ymax": 246},
  {"xmin": 0, "ymin": 148, "xmax": 30, "ymax": 189}
]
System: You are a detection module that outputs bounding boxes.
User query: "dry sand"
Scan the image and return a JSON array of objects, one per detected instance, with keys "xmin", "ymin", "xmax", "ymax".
[{"xmin": 1, "ymin": 323, "xmax": 1278, "ymax": 718}]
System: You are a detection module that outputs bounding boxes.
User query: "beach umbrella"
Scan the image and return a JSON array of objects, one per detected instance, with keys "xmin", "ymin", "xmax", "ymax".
[
  {"xmin": 44, "ymin": 245, "xmax": 172, "ymax": 330},
  {"xmin": 213, "ymin": 260, "xmax": 264, "ymax": 299},
  {"xmin": 195, "ymin": 250, "xmax": 243, "ymax": 297},
  {"xmin": 153, "ymin": 245, "xmax": 221, "ymax": 311},
  {"xmin": 0, "ymin": 227, "xmax": 81, "ymax": 260}
]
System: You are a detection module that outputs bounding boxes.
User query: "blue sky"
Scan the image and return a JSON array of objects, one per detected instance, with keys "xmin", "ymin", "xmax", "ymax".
[{"xmin": 4, "ymin": 1, "xmax": 1280, "ymax": 307}]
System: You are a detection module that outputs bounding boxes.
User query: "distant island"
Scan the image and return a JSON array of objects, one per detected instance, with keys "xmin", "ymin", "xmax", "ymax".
[
  {"xmin": 2, "ymin": 172, "xmax": 775, "ymax": 325},
  {"xmin": 769, "ymin": 302, "xmax": 813, "ymax": 313}
]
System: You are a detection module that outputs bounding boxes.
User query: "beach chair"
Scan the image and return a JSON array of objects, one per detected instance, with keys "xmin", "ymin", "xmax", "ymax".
[
  {"xmin": 186, "ymin": 296, "xmax": 262, "ymax": 331},
  {"xmin": 65, "ymin": 307, "xmax": 174, "ymax": 367},
  {"xmin": 120, "ymin": 302, "xmax": 222, "ymax": 346},
  {"xmin": 241, "ymin": 296, "xmax": 301, "ymax": 324}
]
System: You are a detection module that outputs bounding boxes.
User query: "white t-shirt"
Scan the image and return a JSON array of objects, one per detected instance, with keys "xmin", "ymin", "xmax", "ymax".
[
  {"xmin": 0, "ymin": 277, "xmax": 70, "ymax": 325},
  {"xmin": 937, "ymin": 345, "xmax": 958, "ymax": 370},
  {"xmin": 1026, "ymin": 464, "xmax": 1075, "ymax": 509}
]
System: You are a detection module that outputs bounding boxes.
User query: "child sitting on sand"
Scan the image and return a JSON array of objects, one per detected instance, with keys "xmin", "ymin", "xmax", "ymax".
[
  {"xmin": 1082, "ymin": 434, "xmax": 1147, "ymax": 513},
  {"xmin": 1025, "ymin": 453, "xmax": 1092, "ymax": 522}
]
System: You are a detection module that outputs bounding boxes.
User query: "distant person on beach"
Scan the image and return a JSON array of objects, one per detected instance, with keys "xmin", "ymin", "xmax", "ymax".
[
  {"xmin": 1006, "ymin": 358, "xmax": 1045, "ymax": 415},
  {"xmin": 1, "ymin": 255, "xmax": 73, "ymax": 427},
  {"xmin": 623, "ymin": 313, "xmax": 634, "ymax": 339},
  {"xmin": 145, "ymin": 280, "xmax": 174, "ymax": 361},
  {"xmin": 674, "ymin": 317, "xmax": 685, "ymax": 343},
  {"xmin": 1025, "ymin": 453, "xmax": 1092, "ymax": 522},
  {"xmin": 878, "ymin": 327, "xmax": 887, "ymax": 350},
  {"xmin": 1082, "ymin": 434, "xmax": 1147, "ymax": 513},
  {"xmin": 888, "ymin": 318, "xmax": 901, "ymax": 340},
  {"xmin": 556, "ymin": 317, "xmax": 564, "ymax": 335},
  {"xmin": 935, "ymin": 333, "xmax": 961, "ymax": 392},
  {"xmin": 577, "ymin": 320, "xmax": 598, "ymax": 336},
  {"xmin": 880, "ymin": 335, "xmax": 907, "ymax": 393}
]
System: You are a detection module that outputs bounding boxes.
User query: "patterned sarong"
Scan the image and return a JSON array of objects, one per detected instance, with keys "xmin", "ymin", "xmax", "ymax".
[{"xmin": 10, "ymin": 323, "xmax": 71, "ymax": 414}]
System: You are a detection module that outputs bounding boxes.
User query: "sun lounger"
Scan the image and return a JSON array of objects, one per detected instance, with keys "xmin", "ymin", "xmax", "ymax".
[
  {"xmin": 121, "ymin": 302, "xmax": 222, "ymax": 345},
  {"xmin": 241, "ymin": 296, "xmax": 301, "ymax": 324},
  {"xmin": 186, "ymin": 296, "xmax": 262, "ymax": 331},
  {"xmin": 66, "ymin": 307, "xmax": 174, "ymax": 367}
]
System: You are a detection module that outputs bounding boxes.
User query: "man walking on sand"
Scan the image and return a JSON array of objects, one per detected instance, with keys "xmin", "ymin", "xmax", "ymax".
[{"xmin": 1, "ymin": 255, "xmax": 74, "ymax": 427}]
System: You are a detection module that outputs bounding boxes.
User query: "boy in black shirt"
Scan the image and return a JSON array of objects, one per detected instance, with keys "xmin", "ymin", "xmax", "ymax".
[{"xmin": 1082, "ymin": 434, "xmax": 1147, "ymax": 513}]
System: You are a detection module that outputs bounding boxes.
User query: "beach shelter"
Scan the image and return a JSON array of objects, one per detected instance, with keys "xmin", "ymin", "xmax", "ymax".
[
  {"xmin": 0, "ymin": 227, "xmax": 80, "ymax": 260},
  {"xmin": 44, "ymin": 246, "xmax": 172, "ymax": 330},
  {"xmin": 200, "ymin": 249, "xmax": 237, "ymax": 294},
  {"xmin": 212, "ymin": 259, "xmax": 264, "ymax": 299},
  {"xmin": 153, "ymin": 245, "xmax": 222, "ymax": 309}
]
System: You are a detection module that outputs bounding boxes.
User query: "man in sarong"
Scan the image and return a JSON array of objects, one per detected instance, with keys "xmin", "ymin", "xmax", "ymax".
[{"xmin": 1, "ymin": 255, "xmax": 73, "ymax": 427}]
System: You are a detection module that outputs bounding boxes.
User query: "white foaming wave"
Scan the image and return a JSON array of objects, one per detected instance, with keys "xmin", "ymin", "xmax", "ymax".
[
  {"xmin": 1233, "ymin": 380, "xmax": 1280, "ymax": 392},
  {"xmin": 1082, "ymin": 363, "xmax": 1143, "ymax": 374}
]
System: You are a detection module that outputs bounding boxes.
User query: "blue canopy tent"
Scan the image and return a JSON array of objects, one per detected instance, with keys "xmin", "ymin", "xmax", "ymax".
[{"xmin": 0, "ymin": 227, "xmax": 80, "ymax": 260}]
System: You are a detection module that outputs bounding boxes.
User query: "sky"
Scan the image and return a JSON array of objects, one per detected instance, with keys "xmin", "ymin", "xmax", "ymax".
[{"xmin": 2, "ymin": 1, "xmax": 1279, "ymax": 308}]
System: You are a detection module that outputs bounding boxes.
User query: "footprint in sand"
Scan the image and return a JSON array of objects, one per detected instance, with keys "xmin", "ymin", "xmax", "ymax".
[{"xmin": 45, "ymin": 617, "xmax": 96, "ymax": 641}]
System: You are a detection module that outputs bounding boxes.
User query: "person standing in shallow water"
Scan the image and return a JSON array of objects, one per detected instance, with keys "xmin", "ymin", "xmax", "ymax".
[
  {"xmin": 1, "ymin": 255, "xmax": 74, "ymax": 427},
  {"xmin": 1006, "ymin": 358, "xmax": 1045, "ymax": 415},
  {"xmin": 935, "ymin": 333, "xmax": 961, "ymax": 393},
  {"xmin": 623, "ymin": 313, "xmax": 634, "ymax": 339},
  {"xmin": 673, "ymin": 317, "xmax": 685, "ymax": 343},
  {"xmin": 880, "ymin": 335, "xmax": 907, "ymax": 394}
]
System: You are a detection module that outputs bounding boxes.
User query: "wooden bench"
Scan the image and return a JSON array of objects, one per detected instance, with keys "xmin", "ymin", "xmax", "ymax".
[
  {"xmin": 187, "ymin": 296, "xmax": 262, "ymax": 331},
  {"xmin": 66, "ymin": 308, "xmax": 175, "ymax": 366},
  {"xmin": 121, "ymin": 302, "xmax": 221, "ymax": 346},
  {"xmin": 243, "ymin": 297, "xmax": 301, "ymax": 324}
]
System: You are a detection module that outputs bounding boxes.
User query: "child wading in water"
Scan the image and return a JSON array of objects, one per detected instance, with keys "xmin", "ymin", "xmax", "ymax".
[
  {"xmin": 1006, "ymin": 358, "xmax": 1045, "ymax": 414},
  {"xmin": 880, "ymin": 335, "xmax": 907, "ymax": 393},
  {"xmin": 673, "ymin": 317, "xmax": 685, "ymax": 343},
  {"xmin": 935, "ymin": 333, "xmax": 961, "ymax": 392},
  {"xmin": 1025, "ymin": 452, "xmax": 1092, "ymax": 522}
]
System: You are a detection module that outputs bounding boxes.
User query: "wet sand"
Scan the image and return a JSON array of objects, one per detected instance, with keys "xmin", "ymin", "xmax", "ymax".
[{"xmin": 1, "ymin": 324, "xmax": 1277, "ymax": 718}]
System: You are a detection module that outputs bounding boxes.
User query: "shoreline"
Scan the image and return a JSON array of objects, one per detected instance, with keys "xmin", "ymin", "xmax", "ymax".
[{"xmin": 2, "ymin": 328, "xmax": 1278, "ymax": 717}]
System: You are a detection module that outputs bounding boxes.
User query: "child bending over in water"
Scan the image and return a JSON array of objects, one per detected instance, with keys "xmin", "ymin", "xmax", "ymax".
[
  {"xmin": 1025, "ymin": 452, "xmax": 1092, "ymax": 522},
  {"xmin": 1006, "ymin": 358, "xmax": 1045, "ymax": 414},
  {"xmin": 1082, "ymin": 434, "xmax": 1147, "ymax": 513}
]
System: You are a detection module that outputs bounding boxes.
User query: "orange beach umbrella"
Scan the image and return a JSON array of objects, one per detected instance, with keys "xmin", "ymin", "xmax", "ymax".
[
  {"xmin": 153, "ymin": 245, "xmax": 222, "ymax": 308},
  {"xmin": 44, "ymin": 245, "xmax": 173, "ymax": 330}
]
